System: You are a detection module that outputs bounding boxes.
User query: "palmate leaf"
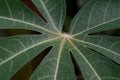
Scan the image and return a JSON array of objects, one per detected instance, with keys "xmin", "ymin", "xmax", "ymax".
[{"xmin": 0, "ymin": 0, "xmax": 120, "ymax": 80}]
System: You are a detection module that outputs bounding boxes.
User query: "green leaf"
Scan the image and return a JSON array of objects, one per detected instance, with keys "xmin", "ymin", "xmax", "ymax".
[
  {"xmin": 70, "ymin": 44, "xmax": 120, "ymax": 80},
  {"xmin": 0, "ymin": 0, "xmax": 56, "ymax": 34},
  {"xmin": 0, "ymin": 34, "xmax": 59, "ymax": 80},
  {"xmin": 77, "ymin": 0, "xmax": 90, "ymax": 7},
  {"xmin": 31, "ymin": 0, "xmax": 66, "ymax": 33},
  {"xmin": 73, "ymin": 35, "xmax": 120, "ymax": 64},
  {"xmin": 30, "ymin": 41, "xmax": 76, "ymax": 80},
  {"xmin": 0, "ymin": 0, "xmax": 120, "ymax": 80},
  {"xmin": 70, "ymin": 0, "xmax": 120, "ymax": 36}
]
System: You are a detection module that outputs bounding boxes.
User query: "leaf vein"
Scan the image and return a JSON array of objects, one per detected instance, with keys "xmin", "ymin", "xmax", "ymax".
[
  {"xmin": 87, "ymin": 0, "xmax": 98, "ymax": 28},
  {"xmin": 0, "ymin": 36, "xmax": 61, "ymax": 66},
  {"xmin": 103, "ymin": 0, "xmax": 111, "ymax": 21},
  {"xmin": 54, "ymin": 38, "xmax": 65, "ymax": 80},
  {"xmin": 68, "ymin": 39, "xmax": 101, "ymax": 80},
  {"xmin": 5, "ymin": 0, "xmax": 13, "ymax": 18},
  {"xmin": 72, "ymin": 17, "xmax": 120, "ymax": 37},
  {"xmin": 0, "ymin": 16, "xmax": 58, "ymax": 35},
  {"xmin": 40, "ymin": 0, "xmax": 61, "ymax": 34}
]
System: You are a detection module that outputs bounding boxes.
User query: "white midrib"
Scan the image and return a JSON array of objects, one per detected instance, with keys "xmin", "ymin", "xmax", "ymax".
[
  {"xmin": 40, "ymin": 0, "xmax": 61, "ymax": 34},
  {"xmin": 54, "ymin": 38, "xmax": 65, "ymax": 80},
  {"xmin": 0, "ymin": 16, "xmax": 58, "ymax": 35},
  {"xmin": 68, "ymin": 39, "xmax": 101, "ymax": 80},
  {"xmin": 84, "ymin": 41, "xmax": 120, "ymax": 56},
  {"xmin": 72, "ymin": 17, "xmax": 120, "ymax": 37},
  {"xmin": 0, "ymin": 37, "xmax": 61, "ymax": 66},
  {"xmin": 72, "ymin": 38, "xmax": 120, "ymax": 57}
]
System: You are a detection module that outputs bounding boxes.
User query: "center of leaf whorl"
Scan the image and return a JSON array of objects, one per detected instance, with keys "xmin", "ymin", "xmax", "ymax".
[{"xmin": 61, "ymin": 34, "xmax": 71, "ymax": 39}]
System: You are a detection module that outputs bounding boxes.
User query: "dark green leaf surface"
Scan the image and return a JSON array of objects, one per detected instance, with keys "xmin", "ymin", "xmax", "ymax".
[
  {"xmin": 0, "ymin": 34, "xmax": 58, "ymax": 80},
  {"xmin": 70, "ymin": 45, "xmax": 120, "ymax": 80},
  {"xmin": 31, "ymin": 0, "xmax": 66, "ymax": 32},
  {"xmin": 73, "ymin": 35, "xmax": 120, "ymax": 64},
  {"xmin": 70, "ymin": 0, "xmax": 120, "ymax": 36},
  {"xmin": 0, "ymin": 0, "xmax": 120, "ymax": 80},
  {"xmin": 0, "ymin": 0, "xmax": 55, "ymax": 34},
  {"xmin": 30, "ymin": 41, "xmax": 76, "ymax": 80}
]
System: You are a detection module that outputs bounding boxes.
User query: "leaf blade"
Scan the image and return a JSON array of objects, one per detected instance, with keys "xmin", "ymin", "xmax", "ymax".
[
  {"xmin": 0, "ymin": 34, "xmax": 60, "ymax": 80},
  {"xmin": 70, "ymin": 0, "xmax": 120, "ymax": 36},
  {"xmin": 70, "ymin": 45, "xmax": 120, "ymax": 80},
  {"xmin": 30, "ymin": 39, "xmax": 76, "ymax": 80},
  {"xmin": 72, "ymin": 35, "xmax": 120, "ymax": 64},
  {"xmin": 31, "ymin": 0, "xmax": 66, "ymax": 32},
  {"xmin": 68, "ymin": 39, "xmax": 101, "ymax": 80},
  {"xmin": 0, "ymin": 0, "xmax": 56, "ymax": 34}
]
